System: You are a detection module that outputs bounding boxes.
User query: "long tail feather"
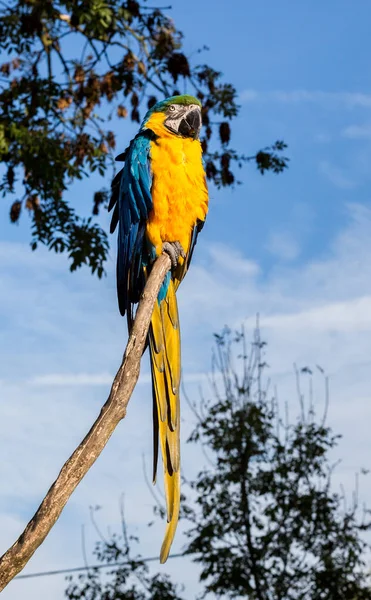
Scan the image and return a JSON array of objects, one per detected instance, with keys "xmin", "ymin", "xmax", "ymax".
[
  {"xmin": 160, "ymin": 471, "xmax": 180, "ymax": 563},
  {"xmin": 149, "ymin": 279, "xmax": 181, "ymax": 564}
]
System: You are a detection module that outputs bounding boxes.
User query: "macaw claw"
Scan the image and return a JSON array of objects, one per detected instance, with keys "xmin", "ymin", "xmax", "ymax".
[{"xmin": 162, "ymin": 241, "xmax": 186, "ymax": 268}]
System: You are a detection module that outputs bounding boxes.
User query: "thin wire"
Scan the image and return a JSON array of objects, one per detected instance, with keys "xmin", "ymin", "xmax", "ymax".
[{"xmin": 14, "ymin": 553, "xmax": 185, "ymax": 580}]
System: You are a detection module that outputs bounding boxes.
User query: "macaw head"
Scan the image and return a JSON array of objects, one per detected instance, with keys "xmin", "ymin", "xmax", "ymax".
[{"xmin": 143, "ymin": 95, "xmax": 202, "ymax": 139}]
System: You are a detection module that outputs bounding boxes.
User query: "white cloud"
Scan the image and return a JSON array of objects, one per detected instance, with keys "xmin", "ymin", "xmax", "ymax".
[
  {"xmin": 27, "ymin": 372, "xmax": 114, "ymax": 386},
  {"xmin": 240, "ymin": 89, "xmax": 371, "ymax": 108},
  {"xmin": 179, "ymin": 202, "xmax": 371, "ymax": 372},
  {"xmin": 262, "ymin": 296, "xmax": 371, "ymax": 332},
  {"xmin": 23, "ymin": 371, "xmax": 206, "ymax": 389},
  {"xmin": 314, "ymin": 132, "xmax": 332, "ymax": 143},
  {"xmin": 319, "ymin": 160, "xmax": 357, "ymax": 189},
  {"xmin": 207, "ymin": 243, "xmax": 260, "ymax": 276},
  {"xmin": 342, "ymin": 123, "xmax": 371, "ymax": 139},
  {"xmin": 240, "ymin": 89, "xmax": 259, "ymax": 102},
  {"xmin": 265, "ymin": 231, "xmax": 300, "ymax": 261}
]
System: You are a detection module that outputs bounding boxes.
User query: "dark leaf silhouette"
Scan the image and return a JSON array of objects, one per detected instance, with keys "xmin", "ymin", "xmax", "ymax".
[{"xmin": 0, "ymin": 1, "xmax": 289, "ymax": 277}]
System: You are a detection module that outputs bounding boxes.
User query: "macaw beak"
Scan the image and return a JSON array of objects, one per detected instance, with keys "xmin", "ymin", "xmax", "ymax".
[{"xmin": 178, "ymin": 107, "xmax": 202, "ymax": 139}]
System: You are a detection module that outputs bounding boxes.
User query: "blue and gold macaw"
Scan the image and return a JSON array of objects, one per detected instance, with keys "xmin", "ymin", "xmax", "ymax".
[{"xmin": 109, "ymin": 95, "xmax": 208, "ymax": 562}]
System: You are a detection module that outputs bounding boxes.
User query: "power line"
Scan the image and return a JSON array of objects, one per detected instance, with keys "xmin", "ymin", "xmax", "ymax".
[{"xmin": 14, "ymin": 553, "xmax": 185, "ymax": 581}]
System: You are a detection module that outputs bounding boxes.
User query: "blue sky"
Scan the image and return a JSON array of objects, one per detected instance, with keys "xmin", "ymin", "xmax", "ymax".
[{"xmin": 2, "ymin": 0, "xmax": 371, "ymax": 597}]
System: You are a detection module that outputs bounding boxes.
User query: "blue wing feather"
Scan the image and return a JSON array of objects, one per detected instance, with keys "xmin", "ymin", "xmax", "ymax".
[{"xmin": 109, "ymin": 130, "xmax": 155, "ymax": 316}]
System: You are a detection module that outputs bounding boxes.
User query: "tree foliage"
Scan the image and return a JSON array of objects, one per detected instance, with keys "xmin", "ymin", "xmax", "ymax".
[
  {"xmin": 0, "ymin": 0, "xmax": 288, "ymax": 277},
  {"xmin": 65, "ymin": 510, "xmax": 184, "ymax": 600},
  {"xmin": 64, "ymin": 327, "xmax": 371, "ymax": 599},
  {"xmin": 184, "ymin": 327, "xmax": 371, "ymax": 599}
]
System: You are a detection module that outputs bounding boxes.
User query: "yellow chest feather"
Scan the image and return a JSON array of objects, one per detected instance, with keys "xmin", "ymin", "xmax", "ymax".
[{"xmin": 144, "ymin": 113, "xmax": 208, "ymax": 255}]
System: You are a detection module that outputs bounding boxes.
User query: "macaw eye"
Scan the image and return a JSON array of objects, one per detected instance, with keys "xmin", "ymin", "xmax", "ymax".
[{"xmin": 169, "ymin": 105, "xmax": 176, "ymax": 112}]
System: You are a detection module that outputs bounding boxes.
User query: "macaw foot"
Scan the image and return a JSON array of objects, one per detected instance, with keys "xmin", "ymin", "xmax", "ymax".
[{"xmin": 162, "ymin": 241, "xmax": 186, "ymax": 268}]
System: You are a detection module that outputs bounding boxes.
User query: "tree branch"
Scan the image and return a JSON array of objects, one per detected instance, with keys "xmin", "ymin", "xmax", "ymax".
[{"xmin": 0, "ymin": 253, "xmax": 171, "ymax": 591}]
